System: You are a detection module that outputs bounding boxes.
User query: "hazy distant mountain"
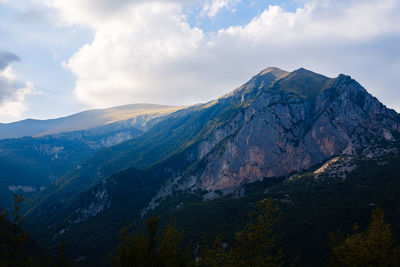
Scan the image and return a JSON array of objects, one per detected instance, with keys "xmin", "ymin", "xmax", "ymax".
[
  {"xmin": 0, "ymin": 104, "xmax": 183, "ymax": 208},
  {"xmin": 0, "ymin": 103, "xmax": 183, "ymax": 140},
  {"xmin": 21, "ymin": 67, "xmax": 399, "ymax": 265}
]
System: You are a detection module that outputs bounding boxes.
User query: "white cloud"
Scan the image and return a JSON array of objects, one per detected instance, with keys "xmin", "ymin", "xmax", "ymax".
[
  {"xmin": 219, "ymin": 0, "xmax": 400, "ymax": 42},
  {"xmin": 202, "ymin": 0, "xmax": 240, "ymax": 17},
  {"xmin": 49, "ymin": 0, "xmax": 400, "ymax": 111},
  {"xmin": 48, "ymin": 0, "xmax": 197, "ymax": 26},
  {"xmin": 48, "ymin": 0, "xmax": 135, "ymax": 26},
  {"xmin": 59, "ymin": 1, "xmax": 204, "ymax": 107},
  {"xmin": 0, "ymin": 66, "xmax": 38, "ymax": 122}
]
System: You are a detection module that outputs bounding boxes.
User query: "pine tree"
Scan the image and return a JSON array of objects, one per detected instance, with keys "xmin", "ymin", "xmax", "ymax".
[
  {"xmin": 0, "ymin": 194, "xmax": 43, "ymax": 267},
  {"xmin": 111, "ymin": 221, "xmax": 149, "ymax": 267},
  {"xmin": 159, "ymin": 219, "xmax": 190, "ymax": 267},
  {"xmin": 55, "ymin": 240, "xmax": 72, "ymax": 267},
  {"xmin": 197, "ymin": 198, "xmax": 283, "ymax": 267},
  {"xmin": 111, "ymin": 216, "xmax": 161, "ymax": 267},
  {"xmin": 197, "ymin": 235, "xmax": 228, "ymax": 267},
  {"xmin": 112, "ymin": 216, "xmax": 191, "ymax": 267},
  {"xmin": 329, "ymin": 207, "xmax": 400, "ymax": 267},
  {"xmin": 231, "ymin": 198, "xmax": 282, "ymax": 267},
  {"xmin": 145, "ymin": 216, "xmax": 160, "ymax": 267}
]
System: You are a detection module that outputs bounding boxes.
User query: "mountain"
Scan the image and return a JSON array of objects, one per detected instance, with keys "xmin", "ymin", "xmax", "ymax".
[
  {"xmin": 0, "ymin": 136, "xmax": 95, "ymax": 208},
  {"xmin": 0, "ymin": 104, "xmax": 183, "ymax": 208},
  {"xmin": 0, "ymin": 103, "xmax": 183, "ymax": 140},
  {"xmin": 179, "ymin": 69, "xmax": 399, "ymax": 190},
  {"xmin": 20, "ymin": 67, "xmax": 400, "ymax": 265},
  {"xmin": 21, "ymin": 67, "xmax": 289, "ymax": 220}
]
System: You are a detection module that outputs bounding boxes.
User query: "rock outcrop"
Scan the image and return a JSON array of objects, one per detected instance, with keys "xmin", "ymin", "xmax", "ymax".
[{"xmin": 181, "ymin": 68, "xmax": 399, "ymax": 190}]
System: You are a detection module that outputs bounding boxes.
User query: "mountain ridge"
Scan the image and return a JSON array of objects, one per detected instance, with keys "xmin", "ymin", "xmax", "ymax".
[
  {"xmin": 0, "ymin": 103, "xmax": 183, "ymax": 139},
  {"xmin": 18, "ymin": 66, "xmax": 400, "ymax": 265}
]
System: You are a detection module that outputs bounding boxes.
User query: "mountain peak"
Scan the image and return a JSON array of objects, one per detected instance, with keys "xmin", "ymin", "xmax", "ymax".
[
  {"xmin": 219, "ymin": 67, "xmax": 288, "ymax": 102},
  {"xmin": 258, "ymin": 66, "xmax": 289, "ymax": 79},
  {"xmin": 290, "ymin": 67, "xmax": 329, "ymax": 77},
  {"xmin": 272, "ymin": 68, "xmax": 334, "ymax": 100}
]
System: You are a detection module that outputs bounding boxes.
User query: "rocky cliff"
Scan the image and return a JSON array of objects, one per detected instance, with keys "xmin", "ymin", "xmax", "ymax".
[{"xmin": 178, "ymin": 68, "xmax": 399, "ymax": 190}]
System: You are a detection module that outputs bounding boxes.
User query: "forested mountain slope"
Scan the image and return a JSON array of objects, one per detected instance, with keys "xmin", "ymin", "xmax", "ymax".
[{"xmin": 20, "ymin": 67, "xmax": 400, "ymax": 265}]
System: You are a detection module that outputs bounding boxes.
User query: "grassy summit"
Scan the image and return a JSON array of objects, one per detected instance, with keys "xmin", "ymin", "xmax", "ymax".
[{"xmin": 273, "ymin": 68, "xmax": 335, "ymax": 100}]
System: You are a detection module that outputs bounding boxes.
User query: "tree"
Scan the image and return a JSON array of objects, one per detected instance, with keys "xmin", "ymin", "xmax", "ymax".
[
  {"xmin": 111, "ymin": 216, "xmax": 190, "ymax": 267},
  {"xmin": 159, "ymin": 219, "xmax": 190, "ymax": 267},
  {"xmin": 329, "ymin": 207, "xmax": 400, "ymax": 267},
  {"xmin": 197, "ymin": 198, "xmax": 283, "ymax": 267},
  {"xmin": 197, "ymin": 235, "xmax": 229, "ymax": 267},
  {"xmin": 0, "ymin": 194, "xmax": 69, "ymax": 267},
  {"xmin": 111, "ymin": 220, "xmax": 151, "ymax": 267},
  {"xmin": 55, "ymin": 240, "xmax": 72, "ymax": 267},
  {"xmin": 145, "ymin": 216, "xmax": 159, "ymax": 266},
  {"xmin": 0, "ymin": 194, "xmax": 30, "ymax": 267},
  {"xmin": 113, "ymin": 198, "xmax": 283, "ymax": 267},
  {"xmin": 231, "ymin": 198, "xmax": 283, "ymax": 266}
]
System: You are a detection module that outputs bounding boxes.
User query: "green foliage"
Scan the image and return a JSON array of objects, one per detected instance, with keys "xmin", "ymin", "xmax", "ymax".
[
  {"xmin": 112, "ymin": 199, "xmax": 282, "ymax": 267},
  {"xmin": 0, "ymin": 194, "xmax": 72, "ymax": 267},
  {"xmin": 197, "ymin": 198, "xmax": 283, "ymax": 267},
  {"xmin": 111, "ymin": 216, "xmax": 190, "ymax": 267},
  {"xmin": 159, "ymin": 219, "xmax": 190, "ymax": 267},
  {"xmin": 0, "ymin": 194, "xmax": 38, "ymax": 267},
  {"xmin": 197, "ymin": 235, "xmax": 228, "ymax": 267},
  {"xmin": 231, "ymin": 199, "xmax": 283, "ymax": 267},
  {"xmin": 329, "ymin": 207, "xmax": 400, "ymax": 267}
]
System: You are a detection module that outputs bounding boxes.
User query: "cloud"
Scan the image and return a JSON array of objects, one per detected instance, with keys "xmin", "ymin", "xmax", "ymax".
[
  {"xmin": 218, "ymin": 1, "xmax": 400, "ymax": 42},
  {"xmin": 0, "ymin": 54, "xmax": 38, "ymax": 122},
  {"xmin": 201, "ymin": 0, "xmax": 240, "ymax": 17},
  {"xmin": 48, "ymin": 0, "xmax": 197, "ymax": 26},
  {"xmin": 49, "ymin": 0, "xmax": 400, "ymax": 110},
  {"xmin": 59, "ymin": 1, "xmax": 205, "ymax": 107},
  {"xmin": 48, "ymin": 0, "xmax": 137, "ymax": 26},
  {"xmin": 0, "ymin": 51, "xmax": 20, "ymax": 70}
]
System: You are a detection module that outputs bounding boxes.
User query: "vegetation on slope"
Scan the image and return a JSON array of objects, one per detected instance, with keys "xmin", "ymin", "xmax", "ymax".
[
  {"xmin": 136, "ymin": 144, "xmax": 400, "ymax": 267},
  {"xmin": 0, "ymin": 194, "xmax": 71, "ymax": 266},
  {"xmin": 112, "ymin": 199, "xmax": 283, "ymax": 267},
  {"xmin": 112, "ymin": 198, "xmax": 400, "ymax": 267}
]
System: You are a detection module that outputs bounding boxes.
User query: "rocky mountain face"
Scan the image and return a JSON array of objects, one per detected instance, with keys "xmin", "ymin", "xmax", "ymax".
[
  {"xmin": 179, "ymin": 68, "xmax": 399, "ymax": 190},
  {"xmin": 19, "ymin": 67, "xmax": 399, "ymax": 265}
]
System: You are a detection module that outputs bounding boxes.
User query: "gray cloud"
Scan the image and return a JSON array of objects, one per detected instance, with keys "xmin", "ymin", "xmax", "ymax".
[
  {"xmin": 0, "ymin": 51, "xmax": 21, "ymax": 102},
  {"xmin": 0, "ymin": 51, "xmax": 20, "ymax": 71},
  {"xmin": 0, "ymin": 75, "xmax": 18, "ymax": 103},
  {"xmin": 0, "ymin": 51, "xmax": 25, "ymax": 104},
  {"xmin": 0, "ymin": 60, "xmax": 35, "ymax": 121}
]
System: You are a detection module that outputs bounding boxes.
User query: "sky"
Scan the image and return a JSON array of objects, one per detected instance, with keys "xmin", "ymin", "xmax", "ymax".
[{"xmin": 0, "ymin": 0, "xmax": 399, "ymax": 123}]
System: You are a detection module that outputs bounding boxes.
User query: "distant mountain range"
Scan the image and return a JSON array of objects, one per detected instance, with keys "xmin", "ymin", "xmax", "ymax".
[
  {"xmin": 0, "ymin": 103, "xmax": 183, "ymax": 139},
  {"xmin": 0, "ymin": 104, "xmax": 182, "ymax": 207},
  {"xmin": 1, "ymin": 67, "xmax": 398, "ymax": 266}
]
